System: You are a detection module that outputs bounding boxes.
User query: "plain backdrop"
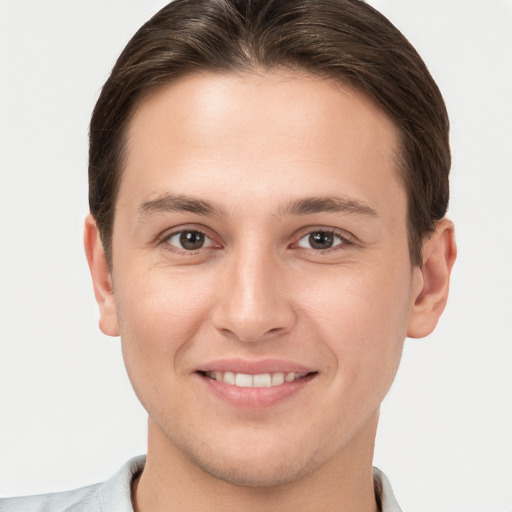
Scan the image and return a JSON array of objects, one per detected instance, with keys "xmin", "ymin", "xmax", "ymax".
[{"xmin": 1, "ymin": 1, "xmax": 511, "ymax": 511}]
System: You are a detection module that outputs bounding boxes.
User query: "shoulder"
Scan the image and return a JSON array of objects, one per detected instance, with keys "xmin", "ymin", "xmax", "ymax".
[
  {"xmin": 0, "ymin": 483, "xmax": 101, "ymax": 512},
  {"xmin": 373, "ymin": 467, "xmax": 403, "ymax": 512},
  {"xmin": 0, "ymin": 456, "xmax": 145, "ymax": 512}
]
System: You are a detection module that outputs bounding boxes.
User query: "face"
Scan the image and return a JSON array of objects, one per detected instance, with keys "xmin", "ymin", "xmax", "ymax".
[{"xmin": 94, "ymin": 71, "xmax": 425, "ymax": 486}]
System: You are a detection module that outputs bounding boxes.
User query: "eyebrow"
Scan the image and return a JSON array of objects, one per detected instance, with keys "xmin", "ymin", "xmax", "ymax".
[
  {"xmin": 137, "ymin": 194, "xmax": 227, "ymax": 219},
  {"xmin": 137, "ymin": 193, "xmax": 377, "ymax": 220},
  {"xmin": 280, "ymin": 196, "xmax": 378, "ymax": 217}
]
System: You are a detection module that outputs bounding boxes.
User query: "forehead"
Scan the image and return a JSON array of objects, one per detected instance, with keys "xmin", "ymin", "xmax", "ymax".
[
  {"xmin": 120, "ymin": 70, "xmax": 404, "ymax": 219},
  {"xmin": 127, "ymin": 69, "xmax": 399, "ymax": 155}
]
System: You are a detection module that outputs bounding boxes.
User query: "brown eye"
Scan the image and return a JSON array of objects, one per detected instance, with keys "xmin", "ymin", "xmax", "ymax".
[
  {"xmin": 180, "ymin": 231, "xmax": 205, "ymax": 250},
  {"xmin": 309, "ymin": 232, "xmax": 334, "ymax": 249},
  {"xmin": 167, "ymin": 230, "xmax": 211, "ymax": 251},
  {"xmin": 297, "ymin": 230, "xmax": 346, "ymax": 250}
]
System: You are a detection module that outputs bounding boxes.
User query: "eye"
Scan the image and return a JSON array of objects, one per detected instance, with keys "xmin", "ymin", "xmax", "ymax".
[
  {"xmin": 296, "ymin": 230, "xmax": 347, "ymax": 250},
  {"xmin": 165, "ymin": 229, "xmax": 216, "ymax": 251}
]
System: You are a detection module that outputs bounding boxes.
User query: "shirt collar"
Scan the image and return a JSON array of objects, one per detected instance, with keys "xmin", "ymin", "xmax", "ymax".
[
  {"xmin": 374, "ymin": 466, "xmax": 403, "ymax": 512},
  {"xmin": 94, "ymin": 457, "xmax": 402, "ymax": 512}
]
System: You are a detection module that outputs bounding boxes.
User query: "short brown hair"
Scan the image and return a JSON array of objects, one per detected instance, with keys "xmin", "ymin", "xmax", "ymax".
[{"xmin": 89, "ymin": 0, "xmax": 450, "ymax": 266}]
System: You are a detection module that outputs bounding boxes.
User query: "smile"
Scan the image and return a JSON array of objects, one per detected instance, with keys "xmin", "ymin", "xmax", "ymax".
[
  {"xmin": 197, "ymin": 365, "xmax": 317, "ymax": 409},
  {"xmin": 203, "ymin": 371, "xmax": 310, "ymax": 388}
]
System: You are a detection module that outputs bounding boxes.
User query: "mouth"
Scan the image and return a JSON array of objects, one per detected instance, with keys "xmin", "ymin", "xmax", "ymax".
[
  {"xmin": 195, "ymin": 359, "xmax": 318, "ymax": 408},
  {"xmin": 199, "ymin": 370, "xmax": 314, "ymax": 388},
  {"xmin": 196, "ymin": 363, "xmax": 317, "ymax": 409}
]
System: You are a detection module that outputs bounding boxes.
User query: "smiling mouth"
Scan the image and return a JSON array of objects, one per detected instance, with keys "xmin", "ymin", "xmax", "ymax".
[{"xmin": 199, "ymin": 371, "xmax": 315, "ymax": 388}]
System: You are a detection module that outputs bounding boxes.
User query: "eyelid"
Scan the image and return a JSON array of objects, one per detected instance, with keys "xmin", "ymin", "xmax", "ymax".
[
  {"xmin": 292, "ymin": 227, "xmax": 357, "ymax": 250},
  {"xmin": 155, "ymin": 224, "xmax": 356, "ymax": 253},
  {"xmin": 158, "ymin": 225, "xmax": 222, "ymax": 252}
]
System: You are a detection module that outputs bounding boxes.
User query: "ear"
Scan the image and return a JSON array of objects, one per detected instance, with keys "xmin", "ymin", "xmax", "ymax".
[
  {"xmin": 84, "ymin": 214, "xmax": 120, "ymax": 337},
  {"xmin": 407, "ymin": 218, "xmax": 457, "ymax": 338}
]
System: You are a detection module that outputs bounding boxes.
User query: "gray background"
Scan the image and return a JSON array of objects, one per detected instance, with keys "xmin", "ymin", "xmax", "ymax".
[{"xmin": 1, "ymin": 1, "xmax": 511, "ymax": 510}]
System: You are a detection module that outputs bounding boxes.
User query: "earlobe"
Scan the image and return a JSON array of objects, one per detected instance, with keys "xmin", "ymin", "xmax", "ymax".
[
  {"xmin": 407, "ymin": 218, "xmax": 457, "ymax": 339},
  {"xmin": 83, "ymin": 214, "xmax": 120, "ymax": 337}
]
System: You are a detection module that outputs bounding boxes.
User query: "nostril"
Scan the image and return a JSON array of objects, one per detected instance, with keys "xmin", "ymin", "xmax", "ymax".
[{"xmin": 265, "ymin": 327, "xmax": 284, "ymax": 336}]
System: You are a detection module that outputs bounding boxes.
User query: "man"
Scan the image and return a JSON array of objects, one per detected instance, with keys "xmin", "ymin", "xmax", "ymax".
[{"xmin": 1, "ymin": 0, "xmax": 456, "ymax": 510}]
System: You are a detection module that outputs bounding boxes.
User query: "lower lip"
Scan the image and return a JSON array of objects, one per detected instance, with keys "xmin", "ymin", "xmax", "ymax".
[{"xmin": 198, "ymin": 373, "xmax": 316, "ymax": 409}]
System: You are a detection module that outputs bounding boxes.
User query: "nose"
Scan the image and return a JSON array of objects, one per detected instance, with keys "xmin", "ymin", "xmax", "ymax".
[{"xmin": 211, "ymin": 246, "xmax": 296, "ymax": 342}]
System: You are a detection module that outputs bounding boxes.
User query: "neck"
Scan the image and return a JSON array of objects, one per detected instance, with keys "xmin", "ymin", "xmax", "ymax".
[{"xmin": 133, "ymin": 413, "xmax": 380, "ymax": 512}]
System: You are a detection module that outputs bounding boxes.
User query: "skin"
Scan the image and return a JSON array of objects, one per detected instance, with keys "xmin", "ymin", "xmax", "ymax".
[{"xmin": 85, "ymin": 70, "xmax": 456, "ymax": 512}]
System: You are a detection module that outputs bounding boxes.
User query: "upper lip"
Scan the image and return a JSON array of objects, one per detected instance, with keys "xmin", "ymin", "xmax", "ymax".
[{"xmin": 197, "ymin": 358, "xmax": 315, "ymax": 375}]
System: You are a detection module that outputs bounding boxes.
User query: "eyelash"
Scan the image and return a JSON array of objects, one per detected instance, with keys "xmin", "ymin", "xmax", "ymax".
[
  {"xmin": 160, "ymin": 227, "xmax": 218, "ymax": 254},
  {"xmin": 294, "ymin": 229, "xmax": 354, "ymax": 252},
  {"xmin": 159, "ymin": 227, "xmax": 355, "ymax": 254}
]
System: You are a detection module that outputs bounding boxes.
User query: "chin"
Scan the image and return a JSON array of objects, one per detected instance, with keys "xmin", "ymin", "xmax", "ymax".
[
  {"xmin": 158, "ymin": 420, "xmax": 322, "ymax": 488},
  {"xmin": 186, "ymin": 446, "xmax": 317, "ymax": 488}
]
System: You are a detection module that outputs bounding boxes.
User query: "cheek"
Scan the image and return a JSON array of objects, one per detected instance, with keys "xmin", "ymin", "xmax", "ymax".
[
  {"xmin": 300, "ymin": 262, "xmax": 412, "ymax": 377},
  {"xmin": 113, "ymin": 267, "xmax": 215, "ymax": 374},
  {"xmin": 113, "ymin": 269, "xmax": 219, "ymax": 424}
]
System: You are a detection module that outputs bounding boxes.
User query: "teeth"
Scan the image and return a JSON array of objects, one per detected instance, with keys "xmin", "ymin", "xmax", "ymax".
[
  {"xmin": 271, "ymin": 373, "xmax": 285, "ymax": 386},
  {"xmin": 223, "ymin": 371, "xmax": 236, "ymax": 385},
  {"xmin": 204, "ymin": 371, "xmax": 308, "ymax": 388},
  {"xmin": 284, "ymin": 372, "xmax": 295, "ymax": 383},
  {"xmin": 253, "ymin": 374, "xmax": 272, "ymax": 387},
  {"xmin": 235, "ymin": 373, "xmax": 253, "ymax": 387}
]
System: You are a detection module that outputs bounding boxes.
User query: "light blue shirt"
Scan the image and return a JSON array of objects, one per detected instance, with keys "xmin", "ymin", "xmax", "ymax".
[{"xmin": 0, "ymin": 457, "xmax": 402, "ymax": 511}]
